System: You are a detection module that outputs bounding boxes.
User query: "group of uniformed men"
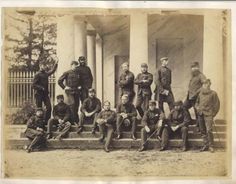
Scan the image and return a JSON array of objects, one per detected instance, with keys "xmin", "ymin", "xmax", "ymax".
[{"xmin": 24, "ymin": 56, "xmax": 220, "ymax": 153}]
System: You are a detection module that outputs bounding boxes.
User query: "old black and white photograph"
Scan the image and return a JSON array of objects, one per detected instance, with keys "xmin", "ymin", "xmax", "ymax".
[{"xmin": 0, "ymin": 3, "xmax": 234, "ymax": 182}]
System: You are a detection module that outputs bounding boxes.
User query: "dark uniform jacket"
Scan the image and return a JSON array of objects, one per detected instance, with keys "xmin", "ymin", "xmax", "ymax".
[
  {"xmin": 195, "ymin": 88, "xmax": 220, "ymax": 117},
  {"xmin": 188, "ymin": 71, "xmax": 206, "ymax": 99},
  {"xmin": 119, "ymin": 71, "xmax": 135, "ymax": 94},
  {"xmin": 154, "ymin": 66, "xmax": 172, "ymax": 96},
  {"xmin": 26, "ymin": 116, "xmax": 46, "ymax": 130},
  {"xmin": 32, "ymin": 64, "xmax": 58, "ymax": 95},
  {"xmin": 168, "ymin": 108, "xmax": 191, "ymax": 127},
  {"xmin": 53, "ymin": 102, "xmax": 71, "ymax": 122},
  {"xmin": 75, "ymin": 65, "xmax": 93, "ymax": 89},
  {"xmin": 58, "ymin": 69, "xmax": 81, "ymax": 90},
  {"xmin": 81, "ymin": 97, "xmax": 102, "ymax": 113},
  {"xmin": 116, "ymin": 103, "xmax": 137, "ymax": 117},
  {"xmin": 142, "ymin": 108, "xmax": 164, "ymax": 127},
  {"xmin": 97, "ymin": 109, "xmax": 116, "ymax": 125},
  {"xmin": 134, "ymin": 72, "xmax": 153, "ymax": 96}
]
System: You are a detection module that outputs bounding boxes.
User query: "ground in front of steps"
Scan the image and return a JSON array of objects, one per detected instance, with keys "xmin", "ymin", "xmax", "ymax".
[{"xmin": 3, "ymin": 149, "xmax": 229, "ymax": 179}]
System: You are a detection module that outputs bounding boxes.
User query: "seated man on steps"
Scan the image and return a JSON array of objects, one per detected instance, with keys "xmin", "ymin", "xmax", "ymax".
[
  {"xmin": 116, "ymin": 94, "xmax": 137, "ymax": 140},
  {"xmin": 96, "ymin": 101, "xmax": 116, "ymax": 152},
  {"xmin": 77, "ymin": 88, "xmax": 102, "ymax": 134},
  {"xmin": 139, "ymin": 100, "xmax": 164, "ymax": 152},
  {"xmin": 160, "ymin": 100, "xmax": 191, "ymax": 152},
  {"xmin": 47, "ymin": 94, "xmax": 72, "ymax": 140},
  {"xmin": 24, "ymin": 108, "xmax": 47, "ymax": 153}
]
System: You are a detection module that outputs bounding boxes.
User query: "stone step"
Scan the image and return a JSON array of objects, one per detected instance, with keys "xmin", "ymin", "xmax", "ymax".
[
  {"xmin": 20, "ymin": 131, "xmax": 227, "ymax": 139},
  {"xmin": 6, "ymin": 138, "xmax": 226, "ymax": 150},
  {"xmin": 69, "ymin": 124, "xmax": 227, "ymax": 132}
]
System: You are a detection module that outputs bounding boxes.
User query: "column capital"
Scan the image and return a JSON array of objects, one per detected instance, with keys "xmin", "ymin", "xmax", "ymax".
[{"xmin": 87, "ymin": 30, "xmax": 97, "ymax": 36}]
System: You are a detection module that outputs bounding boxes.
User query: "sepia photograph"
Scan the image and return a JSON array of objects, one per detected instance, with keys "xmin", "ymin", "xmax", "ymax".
[{"xmin": 0, "ymin": 3, "xmax": 233, "ymax": 181}]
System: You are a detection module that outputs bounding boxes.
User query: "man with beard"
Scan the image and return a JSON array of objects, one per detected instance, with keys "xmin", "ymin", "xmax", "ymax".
[
  {"xmin": 76, "ymin": 56, "xmax": 93, "ymax": 102},
  {"xmin": 116, "ymin": 94, "xmax": 137, "ymax": 140},
  {"xmin": 118, "ymin": 62, "xmax": 135, "ymax": 103},
  {"xmin": 32, "ymin": 59, "xmax": 58, "ymax": 123},
  {"xmin": 134, "ymin": 63, "xmax": 153, "ymax": 117},
  {"xmin": 154, "ymin": 57, "xmax": 174, "ymax": 114},
  {"xmin": 195, "ymin": 79, "xmax": 220, "ymax": 153},
  {"xmin": 96, "ymin": 101, "xmax": 116, "ymax": 152},
  {"xmin": 183, "ymin": 62, "xmax": 206, "ymax": 127},
  {"xmin": 58, "ymin": 61, "xmax": 82, "ymax": 125},
  {"xmin": 77, "ymin": 88, "xmax": 102, "ymax": 134}
]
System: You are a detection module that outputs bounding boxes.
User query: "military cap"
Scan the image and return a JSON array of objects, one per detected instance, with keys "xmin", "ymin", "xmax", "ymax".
[
  {"xmin": 121, "ymin": 94, "xmax": 129, "ymax": 99},
  {"xmin": 160, "ymin": 57, "xmax": 168, "ymax": 61},
  {"xmin": 36, "ymin": 107, "xmax": 44, "ymax": 112},
  {"xmin": 202, "ymin": 79, "xmax": 211, "ymax": 84},
  {"xmin": 191, "ymin": 62, "xmax": 199, "ymax": 68},
  {"xmin": 88, "ymin": 88, "xmax": 96, "ymax": 93},
  {"xmin": 149, "ymin": 100, "xmax": 156, "ymax": 106},
  {"xmin": 141, "ymin": 63, "xmax": 148, "ymax": 68},
  {"xmin": 103, "ymin": 100, "xmax": 110, "ymax": 105},
  {"xmin": 121, "ymin": 62, "xmax": 129, "ymax": 67},
  {"xmin": 56, "ymin": 94, "xmax": 64, "ymax": 99},
  {"xmin": 78, "ymin": 56, "xmax": 86, "ymax": 61},
  {"xmin": 71, "ymin": 60, "xmax": 79, "ymax": 66},
  {"xmin": 173, "ymin": 100, "xmax": 183, "ymax": 106}
]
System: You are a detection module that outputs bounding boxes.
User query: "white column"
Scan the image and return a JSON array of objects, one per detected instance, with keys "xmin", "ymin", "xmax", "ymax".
[
  {"xmin": 95, "ymin": 34, "xmax": 103, "ymax": 102},
  {"xmin": 203, "ymin": 11, "xmax": 224, "ymax": 119},
  {"xmin": 56, "ymin": 15, "xmax": 75, "ymax": 97},
  {"xmin": 74, "ymin": 16, "xmax": 87, "ymax": 60},
  {"xmin": 87, "ymin": 30, "xmax": 96, "ymax": 89},
  {"xmin": 129, "ymin": 12, "xmax": 148, "ymax": 76}
]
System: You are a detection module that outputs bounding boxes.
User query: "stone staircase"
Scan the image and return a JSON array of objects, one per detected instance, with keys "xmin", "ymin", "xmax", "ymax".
[{"xmin": 5, "ymin": 119, "xmax": 227, "ymax": 150}]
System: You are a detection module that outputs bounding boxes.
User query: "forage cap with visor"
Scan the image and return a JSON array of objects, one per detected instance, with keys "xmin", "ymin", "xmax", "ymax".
[
  {"xmin": 88, "ymin": 88, "xmax": 96, "ymax": 93},
  {"xmin": 36, "ymin": 107, "xmax": 44, "ymax": 112},
  {"xmin": 202, "ymin": 78, "xmax": 211, "ymax": 84},
  {"xmin": 191, "ymin": 62, "xmax": 199, "ymax": 68},
  {"xmin": 78, "ymin": 56, "xmax": 86, "ymax": 62},
  {"xmin": 141, "ymin": 63, "xmax": 148, "ymax": 68},
  {"xmin": 71, "ymin": 60, "xmax": 79, "ymax": 66},
  {"xmin": 160, "ymin": 57, "xmax": 168, "ymax": 62},
  {"xmin": 149, "ymin": 100, "xmax": 156, "ymax": 106},
  {"xmin": 56, "ymin": 94, "xmax": 64, "ymax": 99}
]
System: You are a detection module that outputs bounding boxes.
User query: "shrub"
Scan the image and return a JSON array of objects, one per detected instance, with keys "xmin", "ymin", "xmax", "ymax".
[{"xmin": 6, "ymin": 101, "xmax": 37, "ymax": 124}]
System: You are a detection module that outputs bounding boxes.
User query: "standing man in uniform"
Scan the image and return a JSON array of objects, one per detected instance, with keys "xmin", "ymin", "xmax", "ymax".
[
  {"xmin": 134, "ymin": 63, "xmax": 153, "ymax": 117},
  {"xmin": 154, "ymin": 57, "xmax": 174, "ymax": 114},
  {"xmin": 32, "ymin": 59, "xmax": 58, "ymax": 123},
  {"xmin": 139, "ymin": 100, "xmax": 164, "ymax": 152},
  {"xmin": 58, "ymin": 61, "xmax": 82, "ymax": 125},
  {"xmin": 116, "ymin": 95, "xmax": 137, "ymax": 140},
  {"xmin": 184, "ymin": 62, "xmax": 206, "ymax": 127},
  {"xmin": 77, "ymin": 88, "xmax": 102, "ymax": 134},
  {"xmin": 119, "ymin": 62, "xmax": 135, "ymax": 103},
  {"xmin": 160, "ymin": 100, "xmax": 191, "ymax": 151},
  {"xmin": 195, "ymin": 79, "xmax": 220, "ymax": 153},
  {"xmin": 47, "ymin": 95, "xmax": 72, "ymax": 140},
  {"xmin": 96, "ymin": 101, "xmax": 116, "ymax": 152},
  {"xmin": 24, "ymin": 108, "xmax": 47, "ymax": 153},
  {"xmin": 76, "ymin": 56, "xmax": 93, "ymax": 103}
]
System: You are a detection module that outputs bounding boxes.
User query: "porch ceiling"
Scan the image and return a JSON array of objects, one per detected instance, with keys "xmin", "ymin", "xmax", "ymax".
[{"xmin": 85, "ymin": 15, "xmax": 129, "ymax": 37}]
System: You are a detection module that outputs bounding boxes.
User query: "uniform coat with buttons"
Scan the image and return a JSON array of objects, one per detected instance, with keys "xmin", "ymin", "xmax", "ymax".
[
  {"xmin": 32, "ymin": 63, "xmax": 58, "ymax": 122},
  {"xmin": 58, "ymin": 69, "xmax": 82, "ymax": 123},
  {"xmin": 134, "ymin": 72, "xmax": 153, "ymax": 117},
  {"xmin": 154, "ymin": 66, "xmax": 174, "ymax": 113}
]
